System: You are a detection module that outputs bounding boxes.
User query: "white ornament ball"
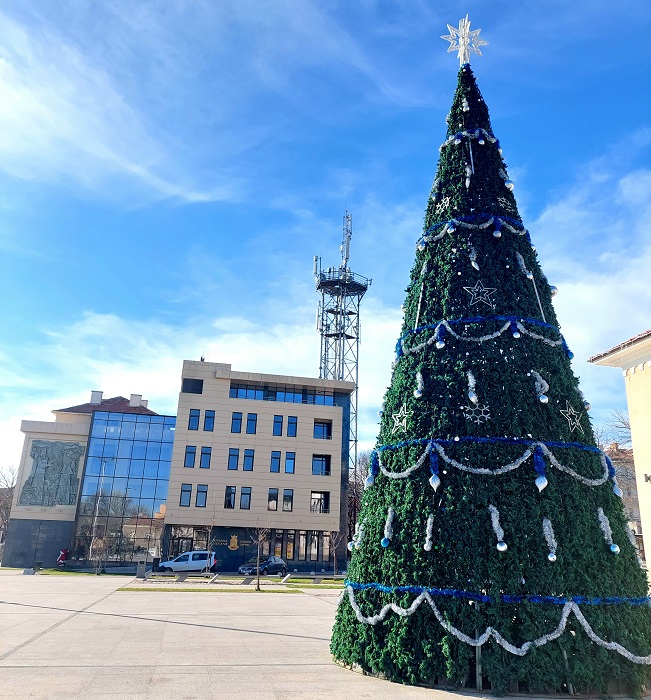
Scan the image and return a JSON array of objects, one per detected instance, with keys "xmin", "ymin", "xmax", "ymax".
[
  {"xmin": 512, "ymin": 331, "xmax": 521, "ymax": 339},
  {"xmin": 413, "ymin": 389, "xmax": 423, "ymax": 399},
  {"xmin": 454, "ymin": 137, "xmax": 461, "ymax": 145},
  {"xmin": 526, "ymin": 272, "xmax": 534, "ymax": 280},
  {"xmin": 548, "ymin": 553, "xmax": 557, "ymax": 563},
  {"xmin": 496, "ymin": 541, "xmax": 508, "ymax": 552},
  {"xmin": 436, "ymin": 340, "xmax": 445, "ymax": 350},
  {"xmin": 493, "ymin": 230, "xmax": 502, "ymax": 239},
  {"xmin": 347, "ymin": 541, "xmax": 354, "ymax": 552},
  {"xmin": 583, "ymin": 400, "xmax": 591, "ymax": 411},
  {"xmin": 539, "ymin": 394, "xmax": 549, "ymax": 404},
  {"xmin": 550, "ymin": 285, "xmax": 558, "ymax": 296},
  {"xmin": 505, "ymin": 180, "xmax": 514, "ymax": 191},
  {"xmin": 478, "ymin": 138, "xmax": 485, "ymax": 145},
  {"xmin": 448, "ymin": 225, "xmax": 456, "ymax": 234}
]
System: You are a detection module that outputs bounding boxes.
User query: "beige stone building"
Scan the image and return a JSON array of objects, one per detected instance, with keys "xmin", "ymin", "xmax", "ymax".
[
  {"xmin": 163, "ymin": 360, "xmax": 355, "ymax": 571},
  {"xmin": 590, "ymin": 329, "xmax": 651, "ymax": 563}
]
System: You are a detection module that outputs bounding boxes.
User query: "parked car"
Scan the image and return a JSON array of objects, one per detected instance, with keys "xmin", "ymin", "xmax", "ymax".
[
  {"xmin": 159, "ymin": 550, "xmax": 216, "ymax": 573},
  {"xmin": 239, "ymin": 555, "xmax": 286, "ymax": 576}
]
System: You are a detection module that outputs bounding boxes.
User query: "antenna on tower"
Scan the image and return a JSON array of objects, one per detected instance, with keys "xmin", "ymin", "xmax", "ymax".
[{"xmin": 315, "ymin": 210, "xmax": 371, "ymax": 529}]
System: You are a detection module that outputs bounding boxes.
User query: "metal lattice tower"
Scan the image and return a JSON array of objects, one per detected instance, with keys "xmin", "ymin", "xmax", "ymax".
[{"xmin": 314, "ymin": 211, "xmax": 370, "ymax": 520}]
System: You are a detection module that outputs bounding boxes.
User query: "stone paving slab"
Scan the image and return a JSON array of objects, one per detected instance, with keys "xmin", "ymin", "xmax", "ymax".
[{"xmin": 0, "ymin": 569, "xmax": 640, "ymax": 699}]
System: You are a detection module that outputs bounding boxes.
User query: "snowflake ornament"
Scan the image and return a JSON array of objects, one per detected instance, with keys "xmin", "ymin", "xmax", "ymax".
[
  {"xmin": 497, "ymin": 196, "xmax": 514, "ymax": 213},
  {"xmin": 463, "ymin": 404, "xmax": 491, "ymax": 425},
  {"xmin": 435, "ymin": 197, "xmax": 451, "ymax": 215},
  {"xmin": 441, "ymin": 15, "xmax": 488, "ymax": 66}
]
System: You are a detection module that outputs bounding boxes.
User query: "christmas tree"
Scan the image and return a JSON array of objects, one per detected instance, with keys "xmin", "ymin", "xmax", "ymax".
[{"xmin": 331, "ymin": 17, "xmax": 651, "ymax": 694}]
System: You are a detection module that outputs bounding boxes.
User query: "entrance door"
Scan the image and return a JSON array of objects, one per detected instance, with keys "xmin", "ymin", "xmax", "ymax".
[{"xmin": 171, "ymin": 537, "xmax": 193, "ymax": 558}]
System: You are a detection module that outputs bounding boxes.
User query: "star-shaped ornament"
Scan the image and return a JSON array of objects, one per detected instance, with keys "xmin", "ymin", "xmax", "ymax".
[
  {"xmin": 435, "ymin": 197, "xmax": 451, "ymax": 215},
  {"xmin": 560, "ymin": 401, "xmax": 584, "ymax": 434},
  {"xmin": 463, "ymin": 280, "xmax": 496, "ymax": 308},
  {"xmin": 441, "ymin": 15, "xmax": 488, "ymax": 66},
  {"xmin": 463, "ymin": 404, "xmax": 491, "ymax": 425},
  {"xmin": 391, "ymin": 404, "xmax": 413, "ymax": 434}
]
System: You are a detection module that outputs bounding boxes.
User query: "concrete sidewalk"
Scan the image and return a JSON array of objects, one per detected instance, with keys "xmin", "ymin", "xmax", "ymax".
[{"xmin": 0, "ymin": 569, "xmax": 468, "ymax": 700}]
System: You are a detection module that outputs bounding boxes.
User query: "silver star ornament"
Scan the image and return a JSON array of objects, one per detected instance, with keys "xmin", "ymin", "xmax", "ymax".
[
  {"xmin": 560, "ymin": 400, "xmax": 584, "ymax": 434},
  {"xmin": 391, "ymin": 404, "xmax": 413, "ymax": 433},
  {"xmin": 463, "ymin": 280, "xmax": 497, "ymax": 308},
  {"xmin": 441, "ymin": 15, "xmax": 488, "ymax": 66}
]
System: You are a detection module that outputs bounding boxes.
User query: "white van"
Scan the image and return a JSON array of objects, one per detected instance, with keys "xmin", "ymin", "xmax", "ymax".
[{"xmin": 159, "ymin": 550, "xmax": 216, "ymax": 573}]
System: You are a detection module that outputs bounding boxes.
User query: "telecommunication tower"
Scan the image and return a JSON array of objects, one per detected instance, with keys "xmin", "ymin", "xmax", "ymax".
[{"xmin": 314, "ymin": 211, "xmax": 370, "ymax": 521}]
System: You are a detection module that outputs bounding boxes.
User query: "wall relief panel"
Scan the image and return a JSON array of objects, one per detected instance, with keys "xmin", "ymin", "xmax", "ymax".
[{"xmin": 19, "ymin": 440, "xmax": 85, "ymax": 507}]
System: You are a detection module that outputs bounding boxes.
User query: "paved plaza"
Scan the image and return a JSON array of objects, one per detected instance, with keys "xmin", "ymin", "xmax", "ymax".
[{"xmin": 0, "ymin": 570, "xmax": 473, "ymax": 700}]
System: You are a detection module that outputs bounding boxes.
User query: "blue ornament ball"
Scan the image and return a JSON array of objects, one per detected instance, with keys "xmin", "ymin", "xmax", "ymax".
[{"xmin": 381, "ymin": 538, "xmax": 390, "ymax": 548}]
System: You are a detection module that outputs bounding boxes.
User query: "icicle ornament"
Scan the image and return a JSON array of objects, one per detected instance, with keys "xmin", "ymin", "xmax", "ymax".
[
  {"xmin": 598, "ymin": 507, "xmax": 620, "ymax": 554},
  {"xmin": 467, "ymin": 370, "xmax": 479, "ymax": 404},
  {"xmin": 382, "ymin": 507, "xmax": 395, "ymax": 548},
  {"xmin": 469, "ymin": 246, "xmax": 479, "ymax": 270},
  {"xmin": 488, "ymin": 504, "xmax": 507, "ymax": 551},
  {"xmin": 531, "ymin": 370, "xmax": 549, "ymax": 404},
  {"xmin": 424, "ymin": 515, "xmax": 434, "ymax": 551},
  {"xmin": 414, "ymin": 371, "xmax": 424, "ymax": 399},
  {"xmin": 543, "ymin": 518, "xmax": 558, "ymax": 562}
]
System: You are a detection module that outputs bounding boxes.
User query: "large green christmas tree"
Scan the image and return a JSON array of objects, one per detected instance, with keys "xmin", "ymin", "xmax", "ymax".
[{"xmin": 331, "ymin": 17, "xmax": 651, "ymax": 694}]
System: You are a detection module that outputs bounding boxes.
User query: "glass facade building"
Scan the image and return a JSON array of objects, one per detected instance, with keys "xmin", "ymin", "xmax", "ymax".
[{"xmin": 73, "ymin": 411, "xmax": 175, "ymax": 563}]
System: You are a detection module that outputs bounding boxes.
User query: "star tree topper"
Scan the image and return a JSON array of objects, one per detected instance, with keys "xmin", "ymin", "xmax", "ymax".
[{"xmin": 441, "ymin": 14, "xmax": 488, "ymax": 66}]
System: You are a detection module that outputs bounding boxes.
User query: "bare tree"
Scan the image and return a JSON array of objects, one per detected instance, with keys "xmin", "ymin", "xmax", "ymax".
[
  {"xmin": 248, "ymin": 524, "xmax": 270, "ymax": 591},
  {"xmin": 328, "ymin": 530, "xmax": 344, "ymax": 576},
  {"xmin": 0, "ymin": 466, "xmax": 17, "ymax": 546},
  {"xmin": 607, "ymin": 408, "xmax": 632, "ymax": 448},
  {"xmin": 348, "ymin": 450, "xmax": 370, "ymax": 539},
  {"xmin": 197, "ymin": 494, "xmax": 221, "ymax": 573}
]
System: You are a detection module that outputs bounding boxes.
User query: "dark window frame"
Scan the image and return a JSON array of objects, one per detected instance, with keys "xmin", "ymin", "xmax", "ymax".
[
  {"xmin": 240, "ymin": 486, "xmax": 251, "ymax": 510},
  {"xmin": 196, "ymin": 484, "xmax": 208, "ymax": 508},
  {"xmin": 188, "ymin": 409, "xmax": 200, "ymax": 431},
  {"xmin": 231, "ymin": 412, "xmax": 242, "ymax": 433},
  {"xmin": 313, "ymin": 420, "xmax": 332, "ymax": 439},
  {"xmin": 228, "ymin": 448, "xmax": 239, "ymax": 471},
  {"xmin": 287, "ymin": 416, "xmax": 298, "ymax": 438},
  {"xmin": 268, "ymin": 488, "xmax": 278, "ymax": 511},
  {"xmin": 272, "ymin": 415, "xmax": 283, "ymax": 436},
  {"xmin": 224, "ymin": 486, "xmax": 236, "ymax": 509},
  {"xmin": 284, "ymin": 452, "xmax": 295, "ymax": 474},
  {"xmin": 184, "ymin": 445, "xmax": 196, "ymax": 468},
  {"xmin": 243, "ymin": 449, "xmax": 254, "ymax": 472},
  {"xmin": 282, "ymin": 489, "xmax": 293, "ymax": 512},
  {"xmin": 310, "ymin": 490, "xmax": 330, "ymax": 513},
  {"xmin": 204, "ymin": 410, "xmax": 215, "ymax": 431},
  {"xmin": 180, "ymin": 483, "xmax": 192, "ymax": 507},
  {"xmin": 270, "ymin": 450, "xmax": 281, "ymax": 473},
  {"xmin": 200, "ymin": 446, "xmax": 212, "ymax": 469},
  {"xmin": 245, "ymin": 413, "xmax": 258, "ymax": 435},
  {"xmin": 312, "ymin": 454, "xmax": 331, "ymax": 476}
]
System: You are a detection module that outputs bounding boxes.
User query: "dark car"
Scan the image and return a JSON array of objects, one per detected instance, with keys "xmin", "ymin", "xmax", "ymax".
[{"xmin": 238, "ymin": 555, "xmax": 286, "ymax": 576}]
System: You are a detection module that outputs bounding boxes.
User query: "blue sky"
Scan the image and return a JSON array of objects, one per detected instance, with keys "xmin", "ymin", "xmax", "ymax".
[{"xmin": 1, "ymin": 0, "xmax": 650, "ymax": 470}]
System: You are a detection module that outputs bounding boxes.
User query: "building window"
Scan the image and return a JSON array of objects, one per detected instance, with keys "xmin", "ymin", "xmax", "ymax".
[
  {"xmin": 310, "ymin": 491, "xmax": 330, "ymax": 513},
  {"xmin": 274, "ymin": 530, "xmax": 283, "ymax": 557},
  {"xmin": 196, "ymin": 484, "xmax": 208, "ymax": 508},
  {"xmin": 322, "ymin": 532, "xmax": 331, "ymax": 562},
  {"xmin": 270, "ymin": 451, "xmax": 281, "ymax": 473},
  {"xmin": 243, "ymin": 449, "xmax": 255, "ymax": 471},
  {"xmin": 313, "ymin": 420, "xmax": 332, "ymax": 439},
  {"xmin": 246, "ymin": 413, "xmax": 257, "ymax": 434},
  {"xmin": 181, "ymin": 378, "xmax": 203, "ymax": 394},
  {"xmin": 184, "ymin": 446, "xmax": 196, "ymax": 468},
  {"xmin": 273, "ymin": 415, "xmax": 283, "ymax": 436},
  {"xmin": 188, "ymin": 409, "xmax": 200, "ymax": 431},
  {"xmin": 312, "ymin": 455, "xmax": 331, "ymax": 476},
  {"xmin": 204, "ymin": 410, "xmax": 215, "ymax": 431},
  {"xmin": 200, "ymin": 446, "xmax": 212, "ymax": 469},
  {"xmin": 283, "ymin": 489, "xmax": 293, "ymax": 512},
  {"xmin": 231, "ymin": 412, "xmax": 242, "ymax": 433},
  {"xmin": 180, "ymin": 483, "xmax": 192, "ymax": 507},
  {"xmin": 284, "ymin": 452, "xmax": 295, "ymax": 474},
  {"xmin": 228, "ymin": 448, "xmax": 239, "ymax": 470},
  {"xmin": 298, "ymin": 531, "xmax": 307, "ymax": 560},
  {"xmin": 240, "ymin": 486, "xmax": 251, "ymax": 510},
  {"xmin": 224, "ymin": 486, "xmax": 236, "ymax": 509},
  {"xmin": 286, "ymin": 530, "xmax": 295, "ymax": 560},
  {"xmin": 287, "ymin": 416, "xmax": 297, "ymax": 437},
  {"xmin": 268, "ymin": 488, "xmax": 278, "ymax": 511},
  {"xmin": 309, "ymin": 531, "xmax": 319, "ymax": 561}
]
